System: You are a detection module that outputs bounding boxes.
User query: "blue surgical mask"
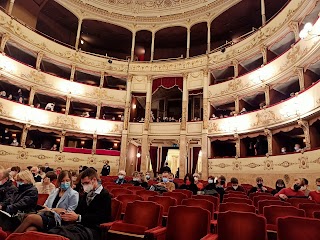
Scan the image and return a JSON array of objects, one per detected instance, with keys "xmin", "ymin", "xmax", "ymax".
[
  {"xmin": 208, "ymin": 179, "xmax": 214, "ymax": 184},
  {"xmin": 60, "ymin": 182, "xmax": 70, "ymax": 190},
  {"xmin": 162, "ymin": 178, "xmax": 168, "ymax": 183},
  {"xmin": 118, "ymin": 175, "xmax": 124, "ymax": 179},
  {"xmin": 317, "ymin": 186, "xmax": 320, "ymax": 191}
]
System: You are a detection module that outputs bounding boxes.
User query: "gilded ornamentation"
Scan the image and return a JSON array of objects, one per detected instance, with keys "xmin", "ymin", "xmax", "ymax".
[
  {"xmin": 211, "ymin": 163, "xmax": 232, "ymax": 169},
  {"xmin": 298, "ymin": 156, "xmax": 309, "ymax": 169},
  {"xmin": 55, "ymin": 155, "xmax": 65, "ymax": 163},
  {"xmin": 232, "ymin": 160, "xmax": 242, "ymax": 170},
  {"xmin": 203, "ymin": 99, "xmax": 208, "ymax": 129},
  {"xmin": 251, "ymin": 110, "xmax": 280, "ymax": 127},
  {"xmin": 0, "ymin": 103, "xmax": 7, "ymax": 116},
  {"xmin": 244, "ymin": 163, "xmax": 261, "ymax": 169},
  {"xmin": 276, "ymin": 161, "xmax": 296, "ymax": 168},
  {"xmin": 87, "ymin": 156, "xmax": 97, "ymax": 165},
  {"xmin": 208, "ymin": 121, "xmax": 220, "ymax": 134},
  {"xmin": 312, "ymin": 157, "xmax": 320, "ymax": 164},
  {"xmin": 69, "ymin": 157, "xmax": 82, "ymax": 162},
  {"xmin": 264, "ymin": 159, "xmax": 274, "ymax": 170},
  {"xmin": 0, "ymin": 150, "xmax": 12, "ymax": 156},
  {"xmin": 50, "ymin": 116, "xmax": 80, "ymax": 130},
  {"xmin": 29, "ymin": 154, "xmax": 51, "ymax": 160},
  {"xmin": 218, "ymin": 78, "xmax": 250, "ymax": 96},
  {"xmin": 17, "ymin": 151, "xmax": 28, "ymax": 160},
  {"xmin": 21, "ymin": 70, "xmax": 52, "ymax": 87}
]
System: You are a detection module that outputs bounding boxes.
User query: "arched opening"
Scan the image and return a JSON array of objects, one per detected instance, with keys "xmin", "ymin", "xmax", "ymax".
[
  {"xmin": 135, "ymin": 30, "xmax": 152, "ymax": 61},
  {"xmin": 190, "ymin": 22, "xmax": 207, "ymax": 57}
]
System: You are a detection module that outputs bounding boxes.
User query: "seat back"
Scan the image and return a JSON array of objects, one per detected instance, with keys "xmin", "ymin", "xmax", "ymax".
[
  {"xmin": 253, "ymin": 195, "xmax": 277, "ymax": 207},
  {"xmin": 263, "ymin": 206, "xmax": 305, "ymax": 225},
  {"xmin": 225, "ymin": 190, "xmax": 247, "ymax": 195},
  {"xmin": 223, "ymin": 197, "xmax": 253, "ymax": 205},
  {"xmin": 165, "ymin": 206, "xmax": 210, "ymax": 240},
  {"xmin": 219, "ymin": 203, "xmax": 256, "ymax": 213},
  {"xmin": 136, "ymin": 190, "xmax": 159, "ymax": 200},
  {"xmin": 111, "ymin": 198, "xmax": 122, "ymax": 221},
  {"xmin": 119, "ymin": 183, "xmax": 134, "ymax": 188},
  {"xmin": 148, "ymin": 196, "xmax": 177, "ymax": 216},
  {"xmin": 224, "ymin": 193, "xmax": 249, "ymax": 199},
  {"xmin": 278, "ymin": 216, "xmax": 320, "ymax": 240},
  {"xmin": 6, "ymin": 231, "xmax": 69, "ymax": 240},
  {"xmin": 298, "ymin": 203, "xmax": 320, "ymax": 218},
  {"xmin": 314, "ymin": 211, "xmax": 320, "ymax": 219},
  {"xmin": 258, "ymin": 200, "xmax": 290, "ymax": 214},
  {"xmin": 181, "ymin": 199, "xmax": 214, "ymax": 219},
  {"xmin": 104, "ymin": 186, "xmax": 123, "ymax": 192},
  {"xmin": 163, "ymin": 192, "xmax": 188, "ymax": 204},
  {"xmin": 37, "ymin": 194, "xmax": 49, "ymax": 206},
  {"xmin": 192, "ymin": 195, "xmax": 220, "ymax": 211},
  {"xmin": 287, "ymin": 198, "xmax": 315, "ymax": 207},
  {"xmin": 172, "ymin": 189, "xmax": 193, "ymax": 198},
  {"xmin": 110, "ymin": 188, "xmax": 133, "ymax": 198},
  {"xmin": 127, "ymin": 186, "xmax": 145, "ymax": 193},
  {"xmin": 249, "ymin": 192, "xmax": 272, "ymax": 200},
  {"xmin": 124, "ymin": 201, "xmax": 163, "ymax": 229},
  {"xmin": 216, "ymin": 211, "xmax": 267, "ymax": 240},
  {"xmin": 116, "ymin": 194, "xmax": 143, "ymax": 213}
]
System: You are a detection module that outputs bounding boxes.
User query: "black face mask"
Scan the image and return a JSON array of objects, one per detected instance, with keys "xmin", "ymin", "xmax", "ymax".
[
  {"xmin": 294, "ymin": 184, "xmax": 301, "ymax": 191},
  {"xmin": 276, "ymin": 186, "xmax": 284, "ymax": 191},
  {"xmin": 220, "ymin": 180, "xmax": 225, "ymax": 185},
  {"xmin": 257, "ymin": 183, "xmax": 263, "ymax": 188}
]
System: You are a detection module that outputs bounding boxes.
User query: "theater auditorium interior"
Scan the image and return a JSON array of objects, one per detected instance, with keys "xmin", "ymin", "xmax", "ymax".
[{"xmin": 0, "ymin": 0, "xmax": 319, "ymax": 239}]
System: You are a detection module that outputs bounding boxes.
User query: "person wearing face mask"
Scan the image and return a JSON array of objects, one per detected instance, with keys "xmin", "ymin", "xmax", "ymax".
[
  {"xmin": 215, "ymin": 176, "xmax": 226, "ymax": 202},
  {"xmin": 0, "ymin": 169, "xmax": 17, "ymax": 211},
  {"xmin": 35, "ymin": 171, "xmax": 57, "ymax": 194},
  {"xmin": 193, "ymin": 173, "xmax": 204, "ymax": 190},
  {"xmin": 309, "ymin": 178, "xmax": 320, "ymax": 203},
  {"xmin": 204, "ymin": 176, "xmax": 216, "ymax": 190},
  {"xmin": 157, "ymin": 172, "xmax": 175, "ymax": 192},
  {"xmin": 145, "ymin": 171, "xmax": 152, "ymax": 182},
  {"xmin": 301, "ymin": 178, "xmax": 310, "ymax": 197},
  {"xmin": 0, "ymin": 170, "xmax": 38, "ymax": 232},
  {"xmin": 225, "ymin": 177, "xmax": 245, "ymax": 192},
  {"xmin": 294, "ymin": 143, "xmax": 302, "ymax": 152},
  {"xmin": 168, "ymin": 173, "xmax": 178, "ymax": 189},
  {"xmin": 100, "ymin": 161, "xmax": 111, "ymax": 177},
  {"xmin": 48, "ymin": 168, "xmax": 111, "ymax": 240},
  {"xmin": 14, "ymin": 170, "xmax": 79, "ymax": 233},
  {"xmin": 55, "ymin": 167, "xmax": 62, "ymax": 176},
  {"xmin": 115, "ymin": 170, "xmax": 127, "ymax": 185},
  {"xmin": 129, "ymin": 171, "xmax": 148, "ymax": 188},
  {"xmin": 248, "ymin": 177, "xmax": 268, "ymax": 194},
  {"xmin": 271, "ymin": 179, "xmax": 286, "ymax": 195},
  {"xmin": 281, "ymin": 147, "xmax": 287, "ymax": 154},
  {"xmin": 275, "ymin": 178, "xmax": 306, "ymax": 200},
  {"xmin": 10, "ymin": 138, "xmax": 19, "ymax": 147},
  {"xmin": 9, "ymin": 166, "xmax": 20, "ymax": 182},
  {"xmin": 30, "ymin": 166, "xmax": 42, "ymax": 183},
  {"xmin": 44, "ymin": 163, "xmax": 53, "ymax": 173},
  {"xmin": 179, "ymin": 173, "xmax": 198, "ymax": 195}
]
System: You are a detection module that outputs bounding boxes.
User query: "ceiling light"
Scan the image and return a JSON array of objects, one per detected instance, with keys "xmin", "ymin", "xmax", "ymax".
[
  {"xmin": 80, "ymin": 39, "xmax": 84, "ymax": 45},
  {"xmin": 136, "ymin": 152, "xmax": 141, "ymax": 158}
]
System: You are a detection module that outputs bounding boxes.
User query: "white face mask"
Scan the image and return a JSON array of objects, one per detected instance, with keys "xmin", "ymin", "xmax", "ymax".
[
  {"xmin": 294, "ymin": 146, "xmax": 299, "ymax": 151},
  {"xmin": 232, "ymin": 185, "xmax": 238, "ymax": 190},
  {"xmin": 83, "ymin": 184, "xmax": 94, "ymax": 193},
  {"xmin": 118, "ymin": 175, "xmax": 124, "ymax": 179},
  {"xmin": 208, "ymin": 179, "xmax": 214, "ymax": 184},
  {"xmin": 194, "ymin": 177, "xmax": 199, "ymax": 181},
  {"xmin": 133, "ymin": 178, "xmax": 139, "ymax": 181},
  {"xmin": 300, "ymin": 186, "xmax": 306, "ymax": 191},
  {"xmin": 281, "ymin": 149, "xmax": 286, "ymax": 153}
]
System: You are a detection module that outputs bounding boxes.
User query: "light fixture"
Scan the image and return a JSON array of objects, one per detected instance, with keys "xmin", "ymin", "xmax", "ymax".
[
  {"xmin": 80, "ymin": 140, "xmax": 85, "ymax": 145},
  {"xmin": 80, "ymin": 39, "xmax": 84, "ymax": 45},
  {"xmin": 132, "ymin": 104, "xmax": 136, "ymax": 109},
  {"xmin": 136, "ymin": 152, "xmax": 141, "ymax": 158},
  {"xmin": 56, "ymin": 138, "xmax": 61, "ymax": 142},
  {"xmin": 299, "ymin": 22, "xmax": 318, "ymax": 40},
  {"xmin": 114, "ymin": 142, "xmax": 118, "ymax": 147}
]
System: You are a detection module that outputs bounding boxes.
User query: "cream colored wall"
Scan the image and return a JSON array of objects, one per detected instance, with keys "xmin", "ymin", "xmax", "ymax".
[{"xmin": 12, "ymin": 1, "xmax": 37, "ymax": 28}]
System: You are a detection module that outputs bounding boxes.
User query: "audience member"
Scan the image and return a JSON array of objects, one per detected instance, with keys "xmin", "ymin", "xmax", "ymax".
[
  {"xmin": 9, "ymin": 166, "xmax": 20, "ymax": 181},
  {"xmin": 215, "ymin": 175, "xmax": 226, "ymax": 201},
  {"xmin": 309, "ymin": 178, "xmax": 320, "ymax": 203},
  {"xmin": 0, "ymin": 169, "xmax": 17, "ymax": 210},
  {"xmin": 14, "ymin": 170, "xmax": 79, "ymax": 233},
  {"xmin": 1, "ymin": 128, "xmax": 11, "ymax": 144},
  {"xmin": 271, "ymin": 179, "xmax": 286, "ymax": 195},
  {"xmin": 39, "ymin": 167, "xmax": 46, "ymax": 179},
  {"xmin": 225, "ymin": 177, "xmax": 245, "ymax": 192},
  {"xmin": 10, "ymin": 138, "xmax": 19, "ymax": 147},
  {"xmin": 130, "ymin": 171, "xmax": 148, "ymax": 188},
  {"xmin": 44, "ymin": 163, "xmax": 54, "ymax": 173},
  {"xmin": 31, "ymin": 166, "xmax": 42, "ymax": 182},
  {"xmin": 193, "ymin": 173, "xmax": 203, "ymax": 190},
  {"xmin": 7, "ymin": 94, "xmax": 13, "ymax": 100},
  {"xmin": 168, "ymin": 173, "xmax": 178, "ymax": 189},
  {"xmin": 248, "ymin": 177, "xmax": 268, "ymax": 194},
  {"xmin": 157, "ymin": 171, "xmax": 175, "ymax": 192},
  {"xmin": 45, "ymin": 102, "xmax": 55, "ymax": 111},
  {"xmin": 301, "ymin": 178, "xmax": 310, "ymax": 196},
  {"xmin": 115, "ymin": 170, "xmax": 127, "ymax": 184},
  {"xmin": 0, "ymin": 90, "xmax": 6, "ymax": 98},
  {"xmin": 26, "ymin": 140, "xmax": 35, "ymax": 148},
  {"xmin": 204, "ymin": 176, "xmax": 216, "ymax": 191},
  {"xmin": 145, "ymin": 171, "xmax": 151, "ymax": 182},
  {"xmin": 48, "ymin": 168, "xmax": 111, "ymax": 240},
  {"xmin": 51, "ymin": 144, "xmax": 58, "ymax": 151},
  {"xmin": 294, "ymin": 143, "xmax": 302, "ymax": 152},
  {"xmin": 100, "ymin": 161, "xmax": 110, "ymax": 176},
  {"xmin": 281, "ymin": 147, "xmax": 286, "ymax": 154},
  {"xmin": 35, "ymin": 171, "xmax": 57, "ymax": 194},
  {"xmin": 275, "ymin": 178, "xmax": 306, "ymax": 200},
  {"xmin": 70, "ymin": 171, "xmax": 78, "ymax": 189},
  {"xmin": 56, "ymin": 167, "xmax": 62, "ymax": 176},
  {"xmin": 240, "ymin": 107, "xmax": 247, "ymax": 114},
  {"xmin": 179, "ymin": 173, "xmax": 198, "ymax": 195},
  {"xmin": 160, "ymin": 162, "xmax": 171, "ymax": 174}
]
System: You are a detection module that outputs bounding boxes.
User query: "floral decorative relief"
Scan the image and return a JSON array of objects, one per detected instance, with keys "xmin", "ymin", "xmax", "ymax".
[
  {"xmin": 298, "ymin": 156, "xmax": 309, "ymax": 169},
  {"xmin": 50, "ymin": 116, "xmax": 80, "ymax": 130},
  {"xmin": 251, "ymin": 110, "xmax": 281, "ymax": 127},
  {"xmin": 21, "ymin": 70, "xmax": 52, "ymax": 87}
]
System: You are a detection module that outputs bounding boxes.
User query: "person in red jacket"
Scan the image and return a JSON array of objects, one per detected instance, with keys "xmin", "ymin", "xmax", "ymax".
[
  {"xmin": 309, "ymin": 178, "xmax": 320, "ymax": 203},
  {"xmin": 275, "ymin": 178, "xmax": 305, "ymax": 200}
]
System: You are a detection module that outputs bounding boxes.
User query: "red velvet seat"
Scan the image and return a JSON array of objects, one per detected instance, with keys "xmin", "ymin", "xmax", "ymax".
[
  {"xmin": 192, "ymin": 195, "xmax": 220, "ymax": 212},
  {"xmin": 116, "ymin": 194, "xmax": 143, "ymax": 214},
  {"xmin": 163, "ymin": 192, "xmax": 188, "ymax": 205},
  {"xmin": 136, "ymin": 190, "xmax": 159, "ymax": 200},
  {"xmin": 277, "ymin": 216, "xmax": 320, "ymax": 240},
  {"xmin": 0, "ymin": 228, "xmax": 6, "ymax": 240},
  {"xmin": 211, "ymin": 211, "xmax": 267, "ymax": 240},
  {"xmin": 224, "ymin": 190, "xmax": 246, "ymax": 195},
  {"xmin": 314, "ymin": 211, "xmax": 320, "ymax": 219},
  {"xmin": 145, "ymin": 206, "xmax": 215, "ymax": 240},
  {"xmin": 111, "ymin": 188, "xmax": 134, "ymax": 198},
  {"xmin": 224, "ymin": 193, "xmax": 249, "ymax": 199},
  {"xmin": 107, "ymin": 201, "xmax": 163, "ymax": 239},
  {"xmin": 181, "ymin": 199, "xmax": 214, "ymax": 219},
  {"xmin": 6, "ymin": 231, "xmax": 69, "ymax": 240},
  {"xmin": 223, "ymin": 197, "xmax": 253, "ymax": 205},
  {"xmin": 148, "ymin": 196, "xmax": 177, "ymax": 217},
  {"xmin": 219, "ymin": 203, "xmax": 256, "ymax": 213},
  {"xmin": 37, "ymin": 194, "xmax": 49, "ymax": 205},
  {"xmin": 298, "ymin": 203, "xmax": 320, "ymax": 218},
  {"xmin": 120, "ymin": 183, "xmax": 134, "ymax": 188},
  {"xmin": 127, "ymin": 186, "xmax": 145, "ymax": 194},
  {"xmin": 172, "ymin": 189, "xmax": 193, "ymax": 198},
  {"xmin": 100, "ymin": 199, "xmax": 122, "ymax": 237},
  {"xmin": 263, "ymin": 206, "xmax": 305, "ymax": 232},
  {"xmin": 287, "ymin": 198, "xmax": 315, "ymax": 207},
  {"xmin": 253, "ymin": 195, "xmax": 277, "ymax": 208},
  {"xmin": 104, "ymin": 186, "xmax": 123, "ymax": 192},
  {"xmin": 258, "ymin": 200, "xmax": 290, "ymax": 214},
  {"xmin": 249, "ymin": 192, "xmax": 272, "ymax": 200}
]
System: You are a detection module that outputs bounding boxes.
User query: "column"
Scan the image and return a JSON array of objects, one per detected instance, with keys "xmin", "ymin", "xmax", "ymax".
[
  {"xmin": 179, "ymin": 135, "xmax": 188, "ymax": 178},
  {"xmin": 261, "ymin": 0, "xmax": 266, "ymax": 26},
  {"xmin": 295, "ymin": 67, "xmax": 305, "ymax": 91},
  {"xmin": 264, "ymin": 84, "xmax": 270, "ymax": 106},
  {"xmin": 150, "ymin": 31, "xmax": 155, "ymax": 61},
  {"xmin": 92, "ymin": 134, "xmax": 97, "ymax": 154},
  {"xmin": 232, "ymin": 60, "xmax": 239, "ymax": 78},
  {"xmin": 70, "ymin": 64, "xmax": 76, "ymax": 81},
  {"xmin": 207, "ymin": 22, "xmax": 211, "ymax": 53},
  {"xmin": 96, "ymin": 102, "xmax": 102, "ymax": 119},
  {"xmin": 235, "ymin": 95, "xmax": 240, "ymax": 114},
  {"xmin": 131, "ymin": 31, "xmax": 136, "ymax": 61},
  {"xmin": 181, "ymin": 73, "xmax": 188, "ymax": 130},
  {"xmin": 261, "ymin": 45, "xmax": 268, "ymax": 65},
  {"xmin": 0, "ymin": 33, "xmax": 10, "ymax": 52},
  {"xmin": 36, "ymin": 51, "xmax": 44, "ymax": 71},
  {"xmin": 59, "ymin": 131, "xmax": 66, "ymax": 153},
  {"xmin": 119, "ymin": 134, "xmax": 129, "ymax": 171},
  {"xmin": 144, "ymin": 76, "xmax": 152, "ymax": 131},
  {"xmin": 264, "ymin": 129, "xmax": 273, "ymax": 155},
  {"xmin": 186, "ymin": 27, "xmax": 191, "ymax": 58},
  {"xmin": 289, "ymin": 21, "xmax": 300, "ymax": 42},
  {"xmin": 298, "ymin": 120, "xmax": 311, "ymax": 150},
  {"xmin": 234, "ymin": 133, "xmax": 240, "ymax": 157},
  {"xmin": 20, "ymin": 124, "xmax": 30, "ymax": 149},
  {"xmin": 28, "ymin": 86, "xmax": 36, "ymax": 106},
  {"xmin": 201, "ymin": 133, "xmax": 208, "ymax": 180},
  {"xmin": 65, "ymin": 96, "xmax": 71, "ymax": 115},
  {"xmin": 8, "ymin": 0, "xmax": 15, "ymax": 15},
  {"xmin": 75, "ymin": 19, "xmax": 83, "ymax": 50},
  {"xmin": 203, "ymin": 69, "xmax": 209, "ymax": 129},
  {"xmin": 123, "ymin": 75, "xmax": 132, "ymax": 130},
  {"xmin": 140, "ymin": 135, "xmax": 149, "ymax": 173},
  {"xmin": 99, "ymin": 71, "xmax": 105, "ymax": 88}
]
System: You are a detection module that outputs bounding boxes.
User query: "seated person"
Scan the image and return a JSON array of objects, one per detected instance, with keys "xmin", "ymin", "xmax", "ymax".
[
  {"xmin": 168, "ymin": 173, "xmax": 178, "ymax": 189},
  {"xmin": 301, "ymin": 178, "xmax": 310, "ymax": 196},
  {"xmin": 193, "ymin": 173, "xmax": 204, "ymax": 190},
  {"xmin": 35, "ymin": 171, "xmax": 57, "ymax": 194},
  {"xmin": 10, "ymin": 138, "xmax": 19, "ymax": 147},
  {"xmin": 281, "ymin": 147, "xmax": 287, "ymax": 154},
  {"xmin": 48, "ymin": 168, "xmax": 111, "ymax": 240},
  {"xmin": 31, "ymin": 166, "xmax": 42, "ymax": 183},
  {"xmin": 271, "ymin": 179, "xmax": 286, "ymax": 195},
  {"xmin": 309, "ymin": 178, "xmax": 320, "ymax": 203},
  {"xmin": 114, "ymin": 170, "xmax": 127, "ymax": 185},
  {"xmin": 248, "ymin": 177, "xmax": 268, "ymax": 194},
  {"xmin": 156, "ymin": 171, "xmax": 175, "ymax": 192},
  {"xmin": 225, "ymin": 177, "xmax": 245, "ymax": 192},
  {"xmin": 0, "ymin": 169, "xmax": 17, "ymax": 210},
  {"xmin": 179, "ymin": 173, "xmax": 198, "ymax": 195},
  {"xmin": 129, "ymin": 171, "xmax": 148, "ymax": 188},
  {"xmin": 204, "ymin": 176, "xmax": 216, "ymax": 191},
  {"xmin": 215, "ymin": 175, "xmax": 226, "ymax": 202},
  {"xmin": 145, "ymin": 171, "xmax": 152, "ymax": 182},
  {"xmin": 275, "ymin": 178, "xmax": 306, "ymax": 200},
  {"xmin": 51, "ymin": 144, "xmax": 58, "ymax": 151},
  {"xmin": 294, "ymin": 143, "xmax": 302, "ymax": 152},
  {"xmin": 14, "ymin": 170, "xmax": 79, "ymax": 233},
  {"xmin": 45, "ymin": 102, "xmax": 55, "ymax": 111}
]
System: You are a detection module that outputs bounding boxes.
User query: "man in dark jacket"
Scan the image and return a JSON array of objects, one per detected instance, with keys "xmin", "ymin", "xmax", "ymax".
[
  {"xmin": 0, "ymin": 169, "xmax": 17, "ymax": 210},
  {"xmin": 49, "ymin": 168, "xmax": 111, "ymax": 240},
  {"xmin": 100, "ymin": 161, "xmax": 111, "ymax": 176}
]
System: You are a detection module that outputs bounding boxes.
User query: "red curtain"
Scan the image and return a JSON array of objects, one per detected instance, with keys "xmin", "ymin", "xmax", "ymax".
[
  {"xmin": 152, "ymin": 77, "xmax": 183, "ymax": 93},
  {"xmin": 149, "ymin": 146, "xmax": 158, "ymax": 175},
  {"xmin": 192, "ymin": 147, "xmax": 201, "ymax": 174},
  {"xmin": 137, "ymin": 146, "xmax": 142, "ymax": 172},
  {"xmin": 161, "ymin": 147, "xmax": 169, "ymax": 169}
]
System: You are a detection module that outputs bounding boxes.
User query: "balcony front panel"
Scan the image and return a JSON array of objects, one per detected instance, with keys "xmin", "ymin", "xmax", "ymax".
[
  {"xmin": 149, "ymin": 122, "xmax": 181, "ymax": 136},
  {"xmin": 0, "ymin": 98, "xmax": 123, "ymax": 136},
  {"xmin": 128, "ymin": 123, "xmax": 144, "ymax": 135},
  {"xmin": 187, "ymin": 122, "xmax": 203, "ymax": 135}
]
